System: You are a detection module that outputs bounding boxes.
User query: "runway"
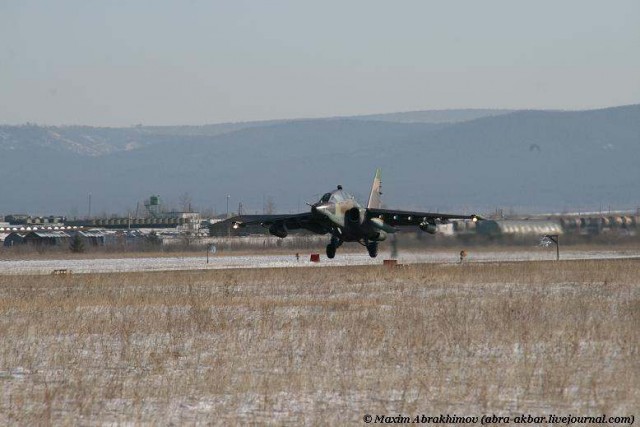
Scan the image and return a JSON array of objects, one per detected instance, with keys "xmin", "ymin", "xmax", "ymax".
[{"xmin": 1, "ymin": 248, "xmax": 639, "ymax": 275}]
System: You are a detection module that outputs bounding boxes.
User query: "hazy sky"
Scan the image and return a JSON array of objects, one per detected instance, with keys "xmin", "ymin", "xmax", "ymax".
[{"xmin": 1, "ymin": 0, "xmax": 639, "ymax": 126}]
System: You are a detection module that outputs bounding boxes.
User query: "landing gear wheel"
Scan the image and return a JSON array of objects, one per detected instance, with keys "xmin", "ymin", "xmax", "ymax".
[
  {"xmin": 326, "ymin": 243, "xmax": 336, "ymax": 259},
  {"xmin": 366, "ymin": 241, "xmax": 378, "ymax": 258}
]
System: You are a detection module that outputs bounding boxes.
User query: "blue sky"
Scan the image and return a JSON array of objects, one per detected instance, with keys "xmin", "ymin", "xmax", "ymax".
[{"xmin": 1, "ymin": 0, "xmax": 639, "ymax": 126}]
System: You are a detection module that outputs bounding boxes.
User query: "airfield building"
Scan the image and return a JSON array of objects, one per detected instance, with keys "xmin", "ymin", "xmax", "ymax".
[
  {"xmin": 476, "ymin": 219, "xmax": 563, "ymax": 237},
  {"xmin": 23, "ymin": 230, "xmax": 71, "ymax": 246},
  {"xmin": 2, "ymin": 232, "xmax": 26, "ymax": 247}
]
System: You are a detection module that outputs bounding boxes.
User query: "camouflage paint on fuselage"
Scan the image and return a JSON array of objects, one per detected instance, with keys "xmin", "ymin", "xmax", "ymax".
[{"xmin": 313, "ymin": 188, "xmax": 362, "ymax": 229}]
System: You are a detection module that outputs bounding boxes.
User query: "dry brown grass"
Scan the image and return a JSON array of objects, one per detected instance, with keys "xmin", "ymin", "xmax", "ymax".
[{"xmin": 1, "ymin": 260, "xmax": 638, "ymax": 424}]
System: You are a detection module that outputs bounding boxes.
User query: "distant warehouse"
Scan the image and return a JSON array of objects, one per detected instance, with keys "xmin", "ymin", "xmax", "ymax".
[
  {"xmin": 477, "ymin": 220, "xmax": 562, "ymax": 237},
  {"xmin": 24, "ymin": 231, "xmax": 71, "ymax": 246}
]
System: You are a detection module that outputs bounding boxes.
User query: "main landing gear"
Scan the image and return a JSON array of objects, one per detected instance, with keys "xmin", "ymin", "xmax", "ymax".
[
  {"xmin": 366, "ymin": 241, "xmax": 378, "ymax": 258},
  {"xmin": 326, "ymin": 236, "xmax": 342, "ymax": 259},
  {"xmin": 326, "ymin": 237, "xmax": 378, "ymax": 259}
]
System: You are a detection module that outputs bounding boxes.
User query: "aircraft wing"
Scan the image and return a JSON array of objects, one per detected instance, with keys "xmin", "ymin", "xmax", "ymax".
[
  {"xmin": 366, "ymin": 208, "xmax": 481, "ymax": 227},
  {"xmin": 231, "ymin": 213, "xmax": 331, "ymax": 234}
]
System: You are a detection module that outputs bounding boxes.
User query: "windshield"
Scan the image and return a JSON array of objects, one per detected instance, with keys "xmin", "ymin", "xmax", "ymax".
[
  {"xmin": 319, "ymin": 189, "xmax": 355, "ymax": 205},
  {"xmin": 329, "ymin": 190, "xmax": 354, "ymax": 203}
]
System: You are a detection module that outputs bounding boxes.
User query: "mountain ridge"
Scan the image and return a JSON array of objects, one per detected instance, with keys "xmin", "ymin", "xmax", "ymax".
[
  {"xmin": 1, "ymin": 105, "xmax": 638, "ymax": 216},
  {"xmin": 0, "ymin": 108, "xmax": 527, "ymax": 156}
]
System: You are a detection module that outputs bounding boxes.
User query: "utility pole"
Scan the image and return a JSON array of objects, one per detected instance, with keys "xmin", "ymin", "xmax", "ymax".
[
  {"xmin": 545, "ymin": 234, "xmax": 560, "ymax": 261},
  {"xmin": 87, "ymin": 192, "xmax": 92, "ymax": 219},
  {"xmin": 226, "ymin": 194, "xmax": 231, "ymax": 238}
]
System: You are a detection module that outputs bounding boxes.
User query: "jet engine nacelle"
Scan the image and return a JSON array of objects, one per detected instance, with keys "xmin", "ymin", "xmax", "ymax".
[
  {"xmin": 419, "ymin": 221, "xmax": 437, "ymax": 234},
  {"xmin": 269, "ymin": 222, "xmax": 288, "ymax": 238},
  {"xmin": 345, "ymin": 207, "xmax": 361, "ymax": 225},
  {"xmin": 344, "ymin": 207, "xmax": 363, "ymax": 237}
]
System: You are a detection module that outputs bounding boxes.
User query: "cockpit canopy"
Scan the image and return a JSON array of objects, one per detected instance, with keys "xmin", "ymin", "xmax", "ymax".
[{"xmin": 319, "ymin": 188, "xmax": 355, "ymax": 204}]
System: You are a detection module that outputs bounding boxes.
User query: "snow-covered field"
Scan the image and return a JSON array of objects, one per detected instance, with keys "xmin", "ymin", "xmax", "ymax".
[
  {"xmin": 1, "ymin": 248, "xmax": 639, "ymax": 275},
  {"xmin": 1, "ymin": 260, "xmax": 638, "ymax": 424}
]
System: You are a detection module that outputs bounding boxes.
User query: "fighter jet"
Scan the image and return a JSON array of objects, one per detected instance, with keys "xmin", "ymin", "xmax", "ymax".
[{"xmin": 232, "ymin": 169, "xmax": 481, "ymax": 258}]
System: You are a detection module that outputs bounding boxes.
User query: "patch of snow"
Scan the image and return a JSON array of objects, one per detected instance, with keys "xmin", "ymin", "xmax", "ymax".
[{"xmin": 0, "ymin": 249, "xmax": 638, "ymax": 275}]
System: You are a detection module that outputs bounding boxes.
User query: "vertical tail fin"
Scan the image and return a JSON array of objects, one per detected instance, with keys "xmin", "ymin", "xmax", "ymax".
[{"xmin": 367, "ymin": 168, "xmax": 383, "ymax": 209}]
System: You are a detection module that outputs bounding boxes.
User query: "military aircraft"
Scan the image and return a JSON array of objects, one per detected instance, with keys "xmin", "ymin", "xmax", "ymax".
[{"xmin": 232, "ymin": 169, "xmax": 481, "ymax": 258}]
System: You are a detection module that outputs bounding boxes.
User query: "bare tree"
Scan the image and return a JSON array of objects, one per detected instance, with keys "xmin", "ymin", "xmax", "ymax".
[{"xmin": 179, "ymin": 192, "xmax": 193, "ymax": 212}]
